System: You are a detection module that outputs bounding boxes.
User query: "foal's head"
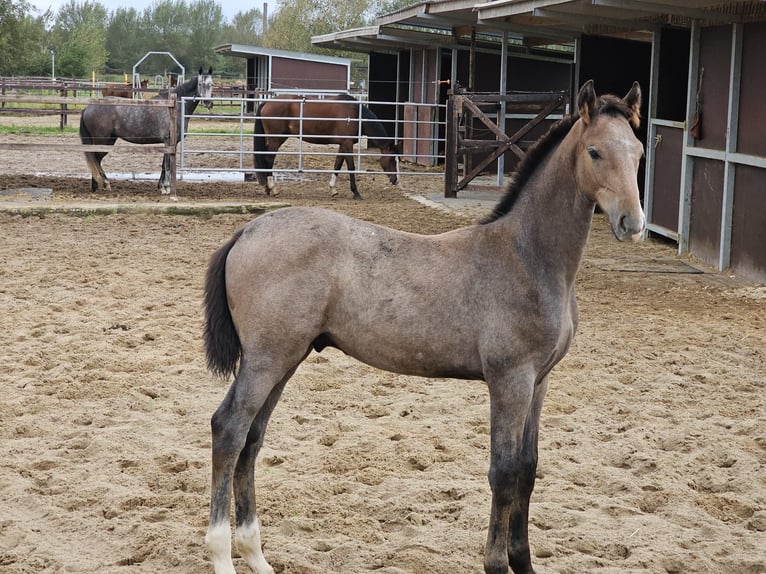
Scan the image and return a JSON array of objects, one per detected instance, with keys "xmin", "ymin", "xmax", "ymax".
[
  {"xmin": 196, "ymin": 66, "xmax": 214, "ymax": 111},
  {"xmin": 574, "ymin": 80, "xmax": 645, "ymax": 241}
]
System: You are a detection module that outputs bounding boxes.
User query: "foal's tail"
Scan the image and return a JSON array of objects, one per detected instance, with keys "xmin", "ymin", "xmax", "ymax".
[{"xmin": 203, "ymin": 228, "xmax": 244, "ymax": 379}]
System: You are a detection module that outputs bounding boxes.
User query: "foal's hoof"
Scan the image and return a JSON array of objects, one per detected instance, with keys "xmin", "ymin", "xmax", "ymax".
[{"xmin": 330, "ymin": 189, "xmax": 339, "ymax": 198}]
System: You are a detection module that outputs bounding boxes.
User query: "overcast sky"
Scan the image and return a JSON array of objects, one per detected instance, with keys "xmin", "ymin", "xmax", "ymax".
[{"xmin": 30, "ymin": 0, "xmax": 276, "ymax": 22}]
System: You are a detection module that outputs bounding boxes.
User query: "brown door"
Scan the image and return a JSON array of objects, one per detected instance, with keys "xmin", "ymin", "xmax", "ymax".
[{"xmin": 649, "ymin": 125, "xmax": 683, "ymax": 235}]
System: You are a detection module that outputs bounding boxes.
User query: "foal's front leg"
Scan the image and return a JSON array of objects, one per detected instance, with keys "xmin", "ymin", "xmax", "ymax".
[
  {"xmin": 484, "ymin": 369, "xmax": 542, "ymax": 574},
  {"xmin": 507, "ymin": 376, "xmax": 548, "ymax": 573}
]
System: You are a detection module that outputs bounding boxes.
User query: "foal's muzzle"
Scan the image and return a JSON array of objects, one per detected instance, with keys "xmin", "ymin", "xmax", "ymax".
[{"xmin": 613, "ymin": 211, "xmax": 645, "ymax": 242}]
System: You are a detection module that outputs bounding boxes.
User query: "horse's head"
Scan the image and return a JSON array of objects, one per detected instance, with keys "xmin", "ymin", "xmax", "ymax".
[
  {"xmin": 197, "ymin": 66, "xmax": 214, "ymax": 111},
  {"xmin": 574, "ymin": 80, "xmax": 645, "ymax": 241},
  {"xmin": 378, "ymin": 142, "xmax": 400, "ymax": 185}
]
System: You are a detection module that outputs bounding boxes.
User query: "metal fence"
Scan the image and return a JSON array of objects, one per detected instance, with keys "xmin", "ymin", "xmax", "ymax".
[
  {"xmin": 178, "ymin": 96, "xmax": 446, "ymax": 180},
  {"xmin": 0, "ymin": 85, "xmax": 447, "ymax": 194}
]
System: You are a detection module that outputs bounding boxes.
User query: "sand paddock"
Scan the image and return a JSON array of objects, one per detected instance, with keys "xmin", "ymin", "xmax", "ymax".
[{"xmin": 0, "ymin": 128, "xmax": 764, "ymax": 574}]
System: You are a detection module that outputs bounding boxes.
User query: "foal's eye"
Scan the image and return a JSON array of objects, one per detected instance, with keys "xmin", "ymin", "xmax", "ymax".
[{"xmin": 588, "ymin": 146, "xmax": 600, "ymax": 160}]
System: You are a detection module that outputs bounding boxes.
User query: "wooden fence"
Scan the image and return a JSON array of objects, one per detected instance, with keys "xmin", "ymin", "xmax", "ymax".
[
  {"xmin": 444, "ymin": 89, "xmax": 569, "ymax": 196},
  {"xmin": 0, "ymin": 94, "xmax": 180, "ymax": 196}
]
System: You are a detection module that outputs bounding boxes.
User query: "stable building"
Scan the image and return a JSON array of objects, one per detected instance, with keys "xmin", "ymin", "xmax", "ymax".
[
  {"xmin": 213, "ymin": 44, "xmax": 352, "ymax": 111},
  {"xmin": 313, "ymin": 0, "xmax": 766, "ymax": 283}
]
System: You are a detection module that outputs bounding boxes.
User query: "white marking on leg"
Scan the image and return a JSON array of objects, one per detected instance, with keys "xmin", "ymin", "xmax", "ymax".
[
  {"xmin": 206, "ymin": 521, "xmax": 237, "ymax": 574},
  {"xmin": 266, "ymin": 176, "xmax": 279, "ymax": 197},
  {"xmin": 329, "ymin": 174, "xmax": 339, "ymax": 197},
  {"xmin": 236, "ymin": 518, "xmax": 275, "ymax": 574}
]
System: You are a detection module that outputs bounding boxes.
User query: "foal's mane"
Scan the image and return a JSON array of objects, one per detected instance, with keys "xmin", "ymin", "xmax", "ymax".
[{"xmin": 480, "ymin": 94, "xmax": 634, "ymax": 224}]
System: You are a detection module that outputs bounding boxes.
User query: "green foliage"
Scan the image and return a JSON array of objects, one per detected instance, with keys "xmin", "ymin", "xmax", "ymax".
[
  {"xmin": 374, "ymin": 0, "xmax": 413, "ymax": 18},
  {"xmin": 0, "ymin": 0, "xmax": 50, "ymax": 76},
  {"xmin": 263, "ymin": 0, "xmax": 371, "ymax": 54},
  {"xmin": 105, "ymin": 8, "xmax": 143, "ymax": 73},
  {"xmin": 51, "ymin": 1, "xmax": 109, "ymax": 77},
  {"xmin": 1, "ymin": 0, "xmax": 385, "ymax": 81}
]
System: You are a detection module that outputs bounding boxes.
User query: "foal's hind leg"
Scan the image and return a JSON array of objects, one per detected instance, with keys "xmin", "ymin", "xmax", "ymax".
[
  {"xmin": 232, "ymin": 368, "xmax": 297, "ymax": 574},
  {"xmin": 207, "ymin": 358, "xmax": 304, "ymax": 574}
]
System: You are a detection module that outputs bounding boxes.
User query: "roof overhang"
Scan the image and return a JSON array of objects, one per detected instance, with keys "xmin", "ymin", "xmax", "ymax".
[
  {"xmin": 476, "ymin": 0, "xmax": 763, "ymax": 42},
  {"xmin": 214, "ymin": 43, "xmax": 352, "ymax": 66},
  {"xmin": 313, "ymin": 1, "xmax": 765, "ymax": 54}
]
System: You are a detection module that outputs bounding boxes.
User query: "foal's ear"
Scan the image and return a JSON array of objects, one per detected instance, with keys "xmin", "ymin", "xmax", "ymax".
[
  {"xmin": 577, "ymin": 80, "xmax": 597, "ymax": 125},
  {"xmin": 623, "ymin": 81, "xmax": 642, "ymax": 128},
  {"xmin": 198, "ymin": 67, "xmax": 203, "ymax": 75},
  {"xmin": 207, "ymin": 66, "xmax": 213, "ymax": 76}
]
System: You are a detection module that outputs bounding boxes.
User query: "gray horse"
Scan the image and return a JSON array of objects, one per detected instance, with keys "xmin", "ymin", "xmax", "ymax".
[
  {"xmin": 203, "ymin": 80, "xmax": 644, "ymax": 574},
  {"xmin": 80, "ymin": 67, "xmax": 213, "ymax": 195}
]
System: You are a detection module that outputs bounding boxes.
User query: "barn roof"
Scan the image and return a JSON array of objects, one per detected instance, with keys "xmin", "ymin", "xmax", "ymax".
[{"xmin": 213, "ymin": 44, "xmax": 352, "ymax": 67}]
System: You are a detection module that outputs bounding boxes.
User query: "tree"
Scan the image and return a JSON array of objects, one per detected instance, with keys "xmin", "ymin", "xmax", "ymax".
[
  {"xmin": 216, "ymin": 8, "xmax": 267, "ymax": 76},
  {"xmin": 223, "ymin": 8, "xmax": 265, "ymax": 46},
  {"xmin": 186, "ymin": 0, "xmax": 225, "ymax": 70},
  {"xmin": 0, "ymin": 0, "xmax": 50, "ymax": 76},
  {"xmin": 374, "ymin": 0, "xmax": 413, "ymax": 18},
  {"xmin": 137, "ymin": 0, "xmax": 225, "ymax": 74},
  {"xmin": 105, "ymin": 7, "xmax": 143, "ymax": 74},
  {"xmin": 144, "ymin": 0, "xmax": 190, "ymax": 56},
  {"xmin": 263, "ymin": 0, "xmax": 370, "ymax": 54},
  {"xmin": 51, "ymin": 1, "xmax": 109, "ymax": 77}
]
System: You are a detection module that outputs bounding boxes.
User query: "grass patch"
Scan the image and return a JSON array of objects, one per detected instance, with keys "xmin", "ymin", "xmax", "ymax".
[{"xmin": 0, "ymin": 124, "xmax": 79, "ymax": 135}]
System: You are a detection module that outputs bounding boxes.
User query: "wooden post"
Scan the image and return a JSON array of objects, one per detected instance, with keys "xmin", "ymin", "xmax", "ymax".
[
  {"xmin": 444, "ymin": 91, "xmax": 461, "ymax": 197},
  {"xmin": 59, "ymin": 83, "xmax": 67, "ymax": 130}
]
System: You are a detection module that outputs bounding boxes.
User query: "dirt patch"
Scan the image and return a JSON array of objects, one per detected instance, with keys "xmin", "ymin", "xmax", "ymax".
[{"xmin": 0, "ymin": 127, "xmax": 764, "ymax": 574}]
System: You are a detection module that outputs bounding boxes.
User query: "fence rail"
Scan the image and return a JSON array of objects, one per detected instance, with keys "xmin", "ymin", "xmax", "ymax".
[
  {"xmin": 0, "ymin": 93, "xmax": 179, "ymax": 193},
  {"xmin": 179, "ymin": 96, "xmax": 445, "ymax": 179},
  {"xmin": 0, "ymin": 86, "xmax": 447, "ymax": 196}
]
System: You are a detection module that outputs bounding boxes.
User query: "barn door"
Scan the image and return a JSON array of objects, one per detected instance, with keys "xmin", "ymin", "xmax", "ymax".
[{"xmin": 645, "ymin": 27, "xmax": 690, "ymax": 240}]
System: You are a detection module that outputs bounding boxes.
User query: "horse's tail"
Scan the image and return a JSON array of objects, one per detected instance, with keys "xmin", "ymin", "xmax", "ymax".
[
  {"xmin": 203, "ymin": 227, "xmax": 244, "ymax": 379},
  {"xmin": 79, "ymin": 111, "xmax": 92, "ymax": 144}
]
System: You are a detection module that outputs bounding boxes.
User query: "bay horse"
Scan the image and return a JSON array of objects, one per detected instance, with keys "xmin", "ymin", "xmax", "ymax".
[
  {"xmin": 80, "ymin": 67, "xmax": 213, "ymax": 195},
  {"xmin": 203, "ymin": 81, "xmax": 645, "ymax": 574},
  {"xmin": 253, "ymin": 94, "xmax": 400, "ymax": 199},
  {"xmin": 101, "ymin": 79, "xmax": 149, "ymax": 98}
]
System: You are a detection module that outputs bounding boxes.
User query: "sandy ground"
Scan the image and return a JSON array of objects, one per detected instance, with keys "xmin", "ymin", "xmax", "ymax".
[{"xmin": 0, "ymin": 121, "xmax": 764, "ymax": 574}]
